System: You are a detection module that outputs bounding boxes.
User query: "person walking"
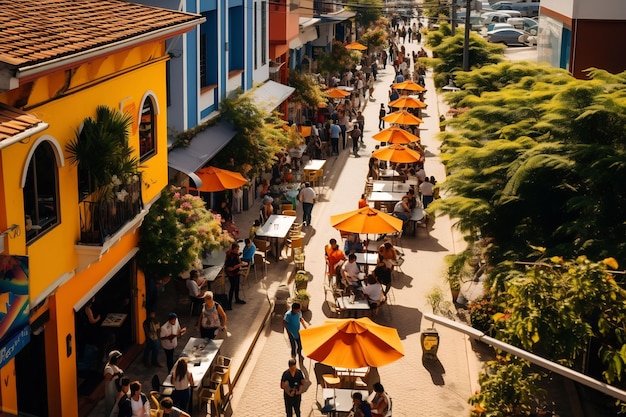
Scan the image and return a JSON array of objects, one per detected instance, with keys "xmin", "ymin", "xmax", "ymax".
[
  {"xmin": 142, "ymin": 310, "xmax": 162, "ymax": 368},
  {"xmin": 356, "ymin": 111, "xmax": 365, "ymax": 143},
  {"xmin": 103, "ymin": 350, "xmax": 124, "ymax": 417},
  {"xmin": 160, "ymin": 312, "xmax": 186, "ymax": 372},
  {"xmin": 225, "ymin": 242, "xmax": 246, "ymax": 305},
  {"xmin": 280, "ymin": 358, "xmax": 305, "ymax": 417},
  {"xmin": 330, "ymin": 119, "xmax": 341, "ymax": 155},
  {"xmin": 378, "ymin": 104, "xmax": 386, "ymax": 130},
  {"xmin": 350, "ymin": 123, "xmax": 362, "ymax": 157},
  {"xmin": 283, "ymin": 303, "xmax": 308, "ymax": 360},
  {"xmin": 196, "ymin": 291, "xmax": 228, "ymax": 339},
  {"xmin": 298, "ymin": 182, "xmax": 316, "ymax": 227}
]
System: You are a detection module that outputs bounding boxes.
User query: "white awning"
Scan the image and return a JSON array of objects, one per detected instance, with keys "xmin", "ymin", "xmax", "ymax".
[
  {"xmin": 247, "ymin": 80, "xmax": 295, "ymax": 114},
  {"xmin": 290, "ymin": 18, "xmax": 320, "ymax": 49},
  {"xmin": 167, "ymin": 122, "xmax": 237, "ymax": 186}
]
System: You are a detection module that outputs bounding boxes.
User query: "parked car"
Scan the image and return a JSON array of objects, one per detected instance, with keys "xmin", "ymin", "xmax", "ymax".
[
  {"xmin": 507, "ymin": 17, "xmax": 539, "ymax": 34},
  {"xmin": 481, "ymin": 11, "xmax": 522, "ymax": 26},
  {"xmin": 486, "ymin": 28, "xmax": 529, "ymax": 45},
  {"xmin": 487, "ymin": 22, "xmax": 514, "ymax": 32},
  {"xmin": 491, "ymin": 1, "xmax": 540, "ymax": 17}
]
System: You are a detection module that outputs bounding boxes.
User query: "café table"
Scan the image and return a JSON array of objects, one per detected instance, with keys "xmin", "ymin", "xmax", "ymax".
[
  {"xmin": 370, "ymin": 181, "xmax": 410, "ymax": 193},
  {"xmin": 407, "ymin": 207, "xmax": 427, "ymax": 236},
  {"xmin": 162, "ymin": 337, "xmax": 224, "ymax": 409},
  {"xmin": 378, "ymin": 169, "xmax": 401, "ymax": 180},
  {"xmin": 254, "ymin": 215, "xmax": 297, "ymax": 260},
  {"xmin": 336, "ymin": 296, "xmax": 371, "ymax": 318},
  {"xmin": 354, "ymin": 252, "xmax": 378, "ymax": 273},
  {"xmin": 367, "ymin": 191, "xmax": 406, "ymax": 203},
  {"xmin": 201, "ymin": 265, "xmax": 223, "ymax": 290},
  {"xmin": 322, "ymin": 388, "xmax": 370, "ymax": 415},
  {"xmin": 303, "ymin": 159, "xmax": 326, "ymax": 190}
]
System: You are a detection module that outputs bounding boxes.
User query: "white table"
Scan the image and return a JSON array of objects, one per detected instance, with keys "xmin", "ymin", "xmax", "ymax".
[
  {"xmin": 354, "ymin": 252, "xmax": 378, "ymax": 266},
  {"xmin": 367, "ymin": 191, "xmax": 406, "ymax": 203},
  {"xmin": 407, "ymin": 207, "xmax": 427, "ymax": 236},
  {"xmin": 201, "ymin": 265, "xmax": 224, "ymax": 289},
  {"xmin": 370, "ymin": 181, "xmax": 410, "ymax": 193},
  {"xmin": 336, "ymin": 296, "xmax": 371, "ymax": 318},
  {"xmin": 254, "ymin": 215, "xmax": 297, "ymax": 260},
  {"xmin": 322, "ymin": 388, "xmax": 369, "ymax": 414},
  {"xmin": 163, "ymin": 337, "xmax": 224, "ymax": 388},
  {"xmin": 378, "ymin": 169, "xmax": 401, "ymax": 179},
  {"xmin": 303, "ymin": 159, "xmax": 326, "ymax": 172}
]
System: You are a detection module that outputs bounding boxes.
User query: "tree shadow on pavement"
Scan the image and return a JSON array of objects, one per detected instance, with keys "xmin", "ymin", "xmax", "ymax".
[{"xmin": 422, "ymin": 357, "xmax": 446, "ymax": 385}]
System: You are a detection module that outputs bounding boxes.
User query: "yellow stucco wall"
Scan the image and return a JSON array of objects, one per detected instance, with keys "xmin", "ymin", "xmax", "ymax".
[{"xmin": 0, "ymin": 41, "xmax": 170, "ymax": 416}]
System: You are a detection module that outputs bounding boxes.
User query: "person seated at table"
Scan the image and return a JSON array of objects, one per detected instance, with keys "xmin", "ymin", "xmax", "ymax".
[
  {"xmin": 242, "ymin": 238, "xmax": 256, "ymax": 266},
  {"xmin": 269, "ymin": 178, "xmax": 286, "ymax": 199},
  {"xmin": 344, "ymin": 233, "xmax": 363, "ymax": 254},
  {"xmin": 325, "ymin": 239, "xmax": 346, "ymax": 279},
  {"xmin": 262, "ymin": 196, "xmax": 274, "ymax": 222},
  {"xmin": 368, "ymin": 382, "xmax": 390, "ymax": 417},
  {"xmin": 373, "ymin": 253, "xmax": 392, "ymax": 295},
  {"xmin": 351, "ymin": 392, "xmax": 373, "ymax": 417},
  {"xmin": 250, "ymin": 220, "xmax": 261, "ymax": 240},
  {"xmin": 406, "ymin": 188, "xmax": 418, "ymax": 210},
  {"xmin": 341, "ymin": 254, "xmax": 362, "ymax": 290},
  {"xmin": 378, "ymin": 241, "xmax": 397, "ymax": 268},
  {"xmin": 186, "ymin": 270, "xmax": 207, "ymax": 298},
  {"xmin": 282, "ymin": 165, "xmax": 294, "ymax": 183},
  {"xmin": 392, "ymin": 196, "xmax": 411, "ymax": 221},
  {"xmin": 258, "ymin": 179, "xmax": 270, "ymax": 198},
  {"xmin": 361, "ymin": 275, "xmax": 383, "ymax": 310},
  {"xmin": 358, "ymin": 194, "xmax": 368, "ymax": 209}
]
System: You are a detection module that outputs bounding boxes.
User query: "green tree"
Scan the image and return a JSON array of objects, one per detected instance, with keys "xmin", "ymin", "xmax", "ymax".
[
  {"xmin": 433, "ymin": 63, "xmax": 626, "ymax": 265},
  {"xmin": 360, "ymin": 26, "xmax": 388, "ymax": 51},
  {"xmin": 345, "ymin": 0, "xmax": 383, "ymax": 30},
  {"xmin": 422, "ymin": 31, "xmax": 505, "ymax": 88},
  {"xmin": 212, "ymin": 92, "xmax": 289, "ymax": 176},
  {"xmin": 288, "ymin": 70, "xmax": 327, "ymax": 110},
  {"xmin": 316, "ymin": 41, "xmax": 361, "ymax": 77}
]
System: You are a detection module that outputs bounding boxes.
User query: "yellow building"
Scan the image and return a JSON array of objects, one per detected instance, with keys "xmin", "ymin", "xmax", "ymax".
[{"xmin": 0, "ymin": 1, "xmax": 203, "ymax": 416}]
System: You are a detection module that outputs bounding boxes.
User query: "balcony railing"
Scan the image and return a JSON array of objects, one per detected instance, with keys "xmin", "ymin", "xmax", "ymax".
[{"xmin": 78, "ymin": 179, "xmax": 143, "ymax": 245}]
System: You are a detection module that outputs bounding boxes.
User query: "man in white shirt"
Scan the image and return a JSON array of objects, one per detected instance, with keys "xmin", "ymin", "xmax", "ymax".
[
  {"xmin": 341, "ymin": 254, "xmax": 362, "ymax": 290},
  {"xmin": 299, "ymin": 182, "xmax": 316, "ymax": 227},
  {"xmin": 160, "ymin": 313, "xmax": 186, "ymax": 371},
  {"xmin": 419, "ymin": 178, "xmax": 435, "ymax": 208}
]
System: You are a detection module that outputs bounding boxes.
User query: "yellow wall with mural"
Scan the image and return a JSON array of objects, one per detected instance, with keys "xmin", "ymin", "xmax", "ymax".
[{"xmin": 0, "ymin": 41, "xmax": 169, "ymax": 417}]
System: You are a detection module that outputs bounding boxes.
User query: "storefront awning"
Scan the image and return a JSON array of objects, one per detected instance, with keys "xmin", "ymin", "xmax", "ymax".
[
  {"xmin": 318, "ymin": 9, "xmax": 356, "ymax": 23},
  {"xmin": 290, "ymin": 17, "xmax": 320, "ymax": 49},
  {"xmin": 168, "ymin": 122, "xmax": 237, "ymax": 187},
  {"xmin": 247, "ymin": 80, "xmax": 295, "ymax": 114}
]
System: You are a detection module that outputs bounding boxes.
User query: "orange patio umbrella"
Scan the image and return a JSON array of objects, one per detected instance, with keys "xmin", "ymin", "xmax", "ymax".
[
  {"xmin": 382, "ymin": 110, "xmax": 423, "ymax": 125},
  {"xmin": 192, "ymin": 166, "xmax": 248, "ymax": 192},
  {"xmin": 392, "ymin": 80, "xmax": 427, "ymax": 92},
  {"xmin": 324, "ymin": 87, "xmax": 351, "ymax": 99},
  {"xmin": 388, "ymin": 96, "xmax": 427, "ymax": 109},
  {"xmin": 300, "ymin": 317, "xmax": 405, "ymax": 368},
  {"xmin": 345, "ymin": 41, "xmax": 368, "ymax": 51},
  {"xmin": 330, "ymin": 206, "xmax": 403, "ymax": 235},
  {"xmin": 372, "ymin": 126, "xmax": 420, "ymax": 144},
  {"xmin": 372, "ymin": 143, "xmax": 422, "ymax": 163}
]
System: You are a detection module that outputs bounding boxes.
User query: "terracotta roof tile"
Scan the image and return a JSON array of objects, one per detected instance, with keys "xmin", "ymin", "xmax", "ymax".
[
  {"xmin": 0, "ymin": 0, "xmax": 203, "ymax": 68},
  {"xmin": 0, "ymin": 103, "xmax": 44, "ymax": 141}
]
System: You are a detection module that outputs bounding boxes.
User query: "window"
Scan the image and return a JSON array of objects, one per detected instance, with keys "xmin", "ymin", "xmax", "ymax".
[
  {"xmin": 23, "ymin": 141, "xmax": 59, "ymax": 243},
  {"xmin": 200, "ymin": 12, "xmax": 218, "ymax": 88},
  {"xmin": 139, "ymin": 98, "xmax": 156, "ymax": 160},
  {"xmin": 228, "ymin": 6, "xmax": 244, "ymax": 71}
]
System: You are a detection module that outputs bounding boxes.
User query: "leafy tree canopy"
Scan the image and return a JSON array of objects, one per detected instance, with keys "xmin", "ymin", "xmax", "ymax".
[
  {"xmin": 288, "ymin": 70, "xmax": 327, "ymax": 109},
  {"xmin": 345, "ymin": 0, "xmax": 383, "ymax": 29},
  {"xmin": 316, "ymin": 41, "xmax": 361, "ymax": 77}
]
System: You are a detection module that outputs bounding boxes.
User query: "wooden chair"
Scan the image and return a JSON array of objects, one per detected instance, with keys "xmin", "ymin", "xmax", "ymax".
[
  {"xmin": 149, "ymin": 391, "xmax": 161, "ymax": 417},
  {"xmin": 313, "ymin": 362, "xmax": 340, "ymax": 400},
  {"xmin": 280, "ymin": 203, "xmax": 294, "ymax": 214},
  {"xmin": 198, "ymin": 380, "xmax": 222, "ymax": 416},
  {"xmin": 282, "ymin": 209, "xmax": 297, "ymax": 216},
  {"xmin": 284, "ymin": 236, "xmax": 304, "ymax": 261},
  {"xmin": 324, "ymin": 284, "xmax": 342, "ymax": 318},
  {"xmin": 253, "ymin": 238, "xmax": 270, "ymax": 277}
]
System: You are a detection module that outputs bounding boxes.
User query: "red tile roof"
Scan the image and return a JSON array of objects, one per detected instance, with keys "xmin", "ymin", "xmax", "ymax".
[
  {"xmin": 0, "ymin": 0, "xmax": 203, "ymax": 68},
  {"xmin": 0, "ymin": 103, "xmax": 44, "ymax": 141}
]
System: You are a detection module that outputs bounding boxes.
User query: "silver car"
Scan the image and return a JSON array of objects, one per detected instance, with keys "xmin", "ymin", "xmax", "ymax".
[{"xmin": 486, "ymin": 28, "xmax": 528, "ymax": 46}]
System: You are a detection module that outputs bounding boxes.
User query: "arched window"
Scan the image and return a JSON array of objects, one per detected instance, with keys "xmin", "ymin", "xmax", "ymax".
[
  {"xmin": 23, "ymin": 141, "xmax": 59, "ymax": 243},
  {"xmin": 139, "ymin": 98, "xmax": 156, "ymax": 160}
]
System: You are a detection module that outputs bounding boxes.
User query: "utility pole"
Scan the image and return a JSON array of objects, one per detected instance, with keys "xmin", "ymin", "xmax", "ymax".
[
  {"xmin": 451, "ymin": 1, "xmax": 457, "ymax": 36},
  {"xmin": 462, "ymin": 0, "xmax": 471, "ymax": 71}
]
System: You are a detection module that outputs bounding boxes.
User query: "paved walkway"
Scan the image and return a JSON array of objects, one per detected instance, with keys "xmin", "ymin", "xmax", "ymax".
[{"xmin": 230, "ymin": 26, "xmax": 483, "ymax": 417}]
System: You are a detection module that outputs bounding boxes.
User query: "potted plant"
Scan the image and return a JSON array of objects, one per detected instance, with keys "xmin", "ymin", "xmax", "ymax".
[
  {"xmin": 293, "ymin": 289, "xmax": 311, "ymax": 312},
  {"xmin": 294, "ymin": 270, "xmax": 309, "ymax": 291},
  {"xmin": 425, "ymin": 286, "xmax": 452, "ymax": 317}
]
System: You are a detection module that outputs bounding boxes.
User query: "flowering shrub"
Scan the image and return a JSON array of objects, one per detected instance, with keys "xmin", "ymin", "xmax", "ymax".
[
  {"xmin": 468, "ymin": 296, "xmax": 499, "ymax": 335},
  {"xmin": 138, "ymin": 187, "xmax": 232, "ymax": 278}
]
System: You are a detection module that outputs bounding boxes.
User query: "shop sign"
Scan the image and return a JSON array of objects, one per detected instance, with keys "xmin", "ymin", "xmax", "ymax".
[{"xmin": 0, "ymin": 255, "xmax": 30, "ymax": 368}]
